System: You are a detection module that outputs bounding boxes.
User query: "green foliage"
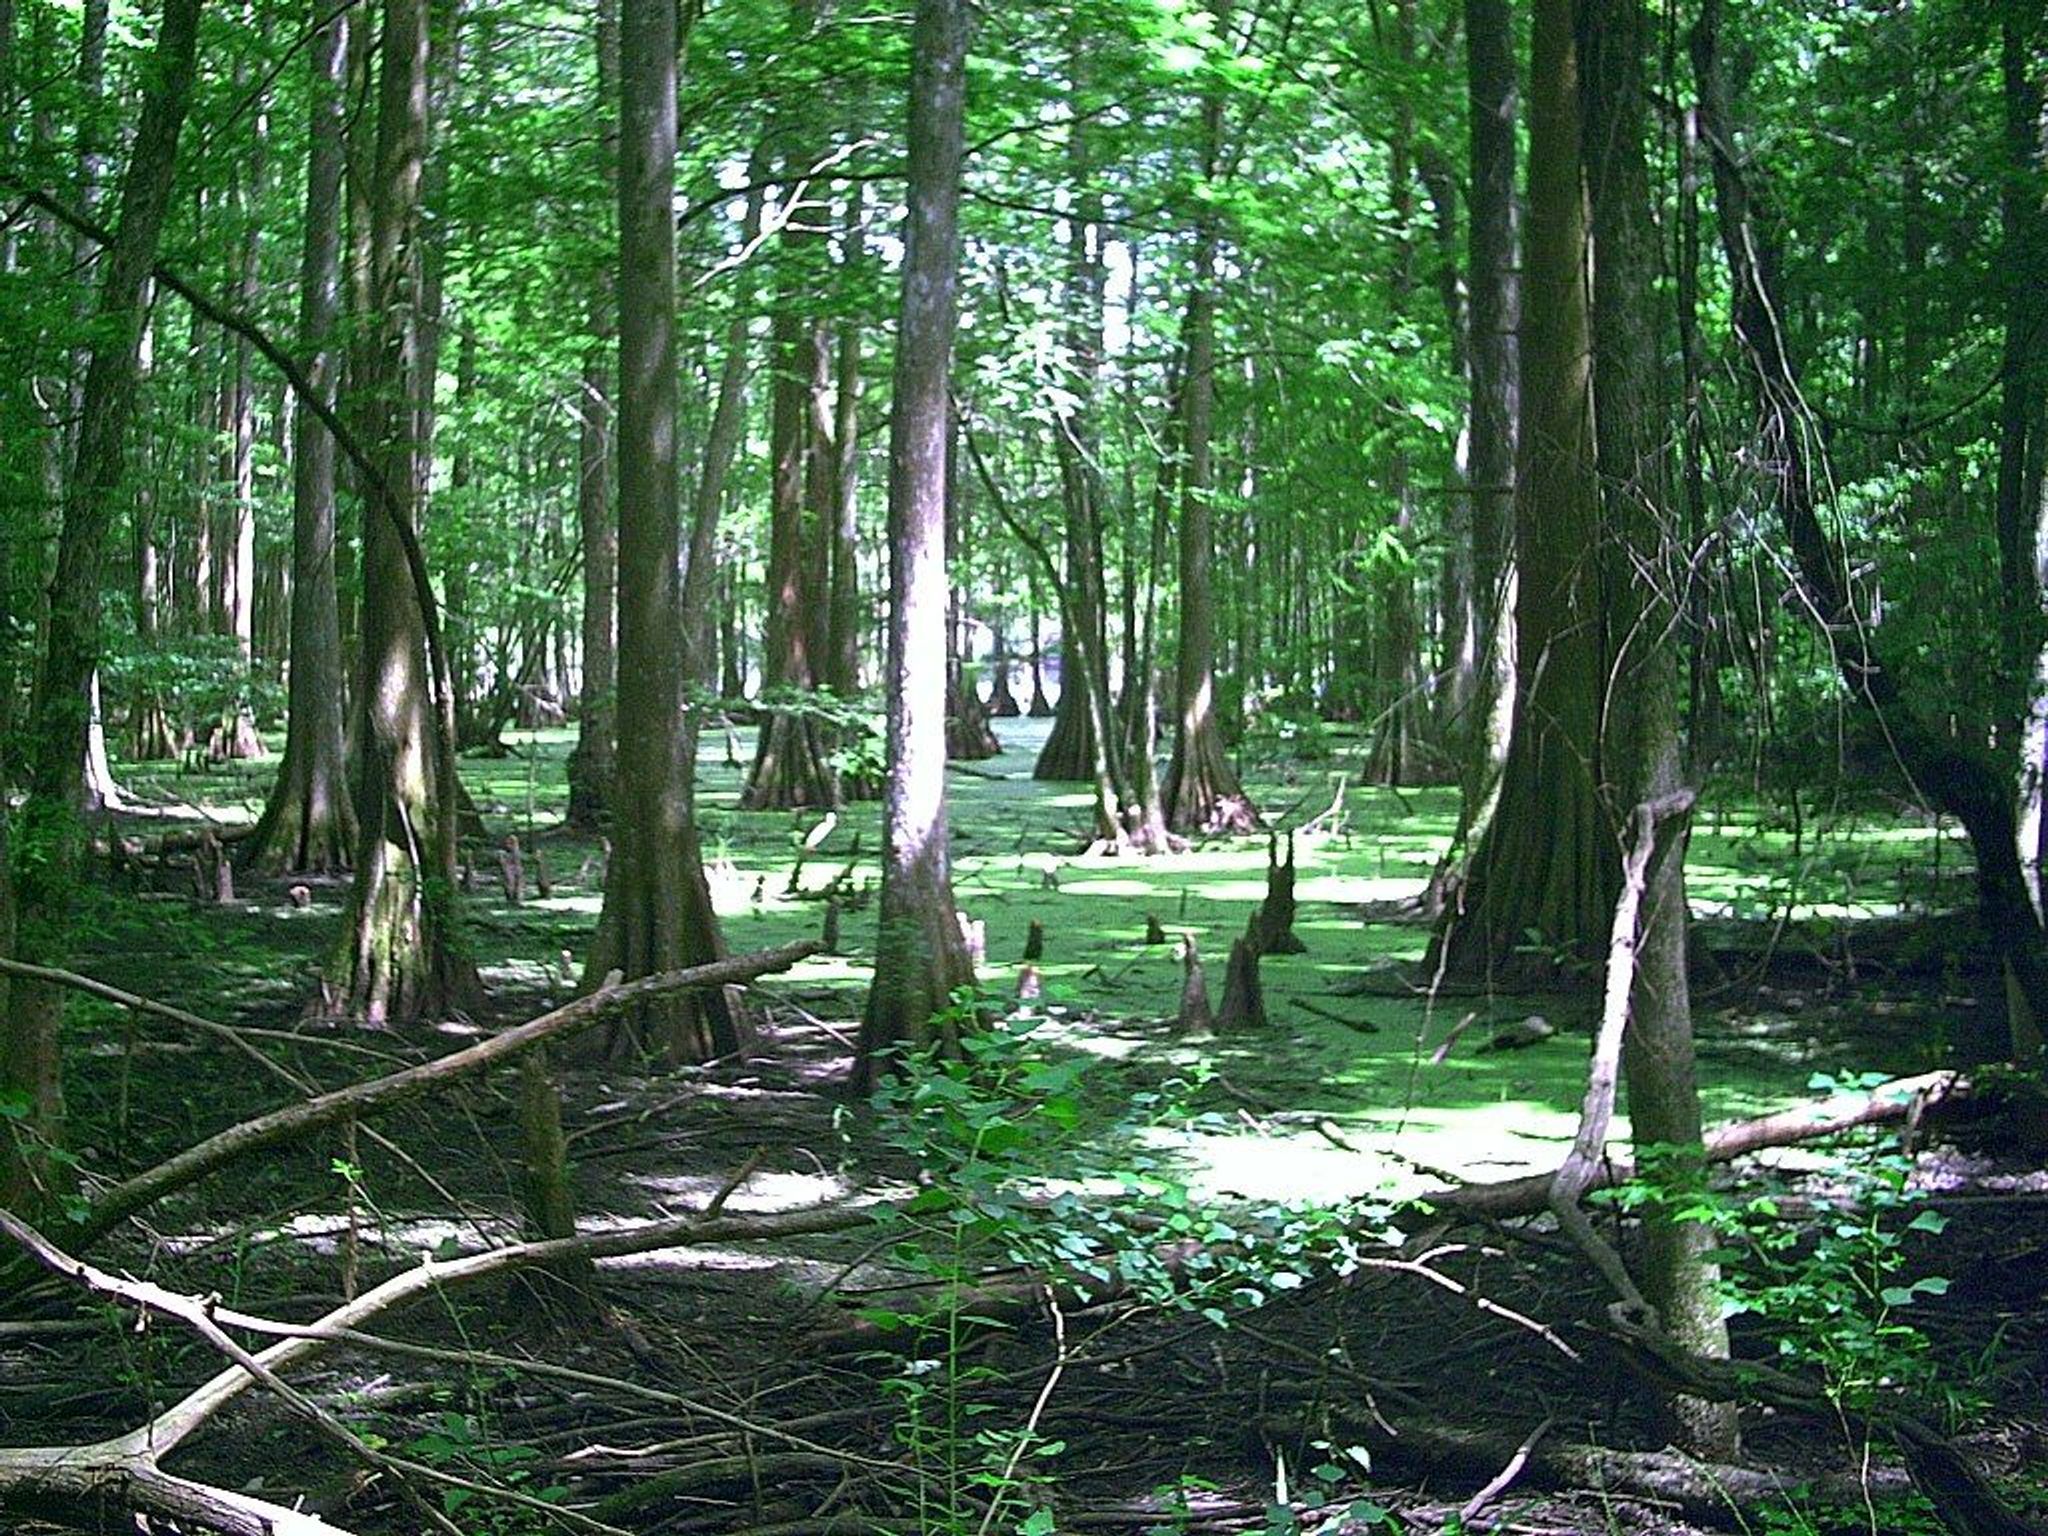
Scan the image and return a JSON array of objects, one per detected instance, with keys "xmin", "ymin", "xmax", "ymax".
[
  {"xmin": 1603, "ymin": 1108, "xmax": 1963, "ymax": 1420},
  {"xmin": 856, "ymin": 1001, "xmax": 1397, "ymax": 1534}
]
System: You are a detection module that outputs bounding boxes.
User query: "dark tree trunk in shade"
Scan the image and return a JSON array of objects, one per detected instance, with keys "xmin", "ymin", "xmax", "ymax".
[
  {"xmin": 583, "ymin": 0, "xmax": 741, "ymax": 1064},
  {"xmin": 854, "ymin": 0, "xmax": 976, "ymax": 1087},
  {"xmin": 566, "ymin": 0, "xmax": 619, "ymax": 831},
  {"xmin": 1583, "ymin": 0, "xmax": 1739, "ymax": 1456},
  {"xmin": 1026, "ymin": 594, "xmax": 1054, "ymax": 717},
  {"xmin": 329, "ymin": 0, "xmax": 479, "ymax": 1024},
  {"xmin": 1457, "ymin": 0, "xmax": 1520, "ymax": 817},
  {"xmin": 946, "ymin": 430, "xmax": 1000, "ymax": 761},
  {"xmin": 3, "ymin": 0, "xmax": 202, "ymax": 1214},
  {"xmin": 1427, "ymin": 0, "xmax": 1615, "ymax": 986},
  {"xmin": 988, "ymin": 621, "xmax": 1022, "ymax": 716},
  {"xmin": 246, "ymin": 0, "xmax": 357, "ymax": 873},
  {"xmin": 1035, "ymin": 37, "xmax": 1110, "ymax": 787},
  {"xmin": 826, "ymin": 183, "xmax": 866, "ymax": 700}
]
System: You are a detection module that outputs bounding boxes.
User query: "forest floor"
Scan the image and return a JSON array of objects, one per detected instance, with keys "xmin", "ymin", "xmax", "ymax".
[{"xmin": 5, "ymin": 719, "xmax": 2043, "ymax": 1536}]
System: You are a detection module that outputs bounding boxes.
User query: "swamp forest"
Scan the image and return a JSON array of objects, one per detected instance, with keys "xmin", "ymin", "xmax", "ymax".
[{"xmin": 1, "ymin": 0, "xmax": 2046, "ymax": 1531}]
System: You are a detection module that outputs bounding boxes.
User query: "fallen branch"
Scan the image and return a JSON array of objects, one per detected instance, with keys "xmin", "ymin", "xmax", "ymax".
[
  {"xmin": 65, "ymin": 939, "xmax": 821, "ymax": 1247},
  {"xmin": 1426, "ymin": 1068, "xmax": 1971, "ymax": 1221},
  {"xmin": 0, "ymin": 1196, "xmax": 876, "ymax": 1533}
]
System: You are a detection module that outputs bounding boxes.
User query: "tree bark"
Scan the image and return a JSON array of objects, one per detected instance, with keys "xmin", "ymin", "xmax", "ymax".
[
  {"xmin": 744, "ymin": 97, "xmax": 841, "ymax": 812},
  {"xmin": 584, "ymin": 0, "xmax": 743, "ymax": 1065},
  {"xmin": 1163, "ymin": 8, "xmax": 1258, "ymax": 837},
  {"xmin": 245, "ymin": 0, "xmax": 358, "ymax": 873},
  {"xmin": 3, "ymin": 0, "xmax": 202, "ymax": 1214},
  {"xmin": 1427, "ymin": 0, "xmax": 1615, "ymax": 986},
  {"xmin": 854, "ymin": 0, "xmax": 976, "ymax": 1087},
  {"xmin": 328, "ymin": 0, "xmax": 479, "ymax": 1024},
  {"xmin": 565, "ymin": 0, "xmax": 620, "ymax": 831},
  {"xmin": 1582, "ymin": 0, "xmax": 1738, "ymax": 1455}
]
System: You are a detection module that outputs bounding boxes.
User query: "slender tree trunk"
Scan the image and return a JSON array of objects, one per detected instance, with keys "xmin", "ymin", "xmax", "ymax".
[
  {"xmin": 1036, "ymin": 38, "xmax": 1110, "ymax": 789},
  {"xmin": 213, "ymin": 45, "xmax": 267, "ymax": 762},
  {"xmin": 1163, "ymin": 16, "xmax": 1257, "ymax": 837},
  {"xmin": 4, "ymin": 0, "xmax": 202, "ymax": 1213},
  {"xmin": 1427, "ymin": 0, "xmax": 1614, "ymax": 986},
  {"xmin": 329, "ymin": 0, "xmax": 478, "ymax": 1024},
  {"xmin": 1999, "ymin": 15, "xmax": 2048, "ymax": 908},
  {"xmin": 1583, "ymin": 0, "xmax": 1738, "ymax": 1455},
  {"xmin": 565, "ymin": 0, "xmax": 619, "ymax": 830},
  {"xmin": 1447, "ymin": 0, "xmax": 1520, "ymax": 854},
  {"xmin": 744, "ymin": 111, "xmax": 839, "ymax": 811},
  {"xmin": 854, "ymin": 0, "xmax": 976, "ymax": 1087},
  {"xmin": 584, "ymin": 0, "xmax": 741, "ymax": 1064},
  {"xmin": 684, "ymin": 162, "xmax": 767, "ymax": 689},
  {"xmin": 945, "ymin": 429, "xmax": 1000, "ymax": 761},
  {"xmin": 246, "ymin": 0, "xmax": 358, "ymax": 873},
  {"xmin": 827, "ymin": 184, "xmax": 866, "ymax": 699}
]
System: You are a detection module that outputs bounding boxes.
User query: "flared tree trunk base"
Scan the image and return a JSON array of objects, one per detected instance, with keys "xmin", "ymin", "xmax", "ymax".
[
  {"xmin": 1426, "ymin": 726, "xmax": 1616, "ymax": 991},
  {"xmin": 1032, "ymin": 691, "xmax": 1095, "ymax": 781},
  {"xmin": 330, "ymin": 839, "xmax": 477, "ymax": 1026},
  {"xmin": 206, "ymin": 706, "xmax": 266, "ymax": 762},
  {"xmin": 741, "ymin": 710, "xmax": 840, "ymax": 811},
  {"xmin": 1164, "ymin": 728, "xmax": 1260, "ymax": 837},
  {"xmin": 585, "ymin": 820, "xmax": 745, "ymax": 1064},
  {"xmin": 243, "ymin": 756, "xmax": 356, "ymax": 876},
  {"xmin": 564, "ymin": 731, "xmax": 613, "ymax": 831}
]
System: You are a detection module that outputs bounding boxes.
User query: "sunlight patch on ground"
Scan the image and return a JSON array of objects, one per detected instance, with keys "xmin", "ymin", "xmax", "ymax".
[{"xmin": 625, "ymin": 1169, "xmax": 854, "ymax": 1212}]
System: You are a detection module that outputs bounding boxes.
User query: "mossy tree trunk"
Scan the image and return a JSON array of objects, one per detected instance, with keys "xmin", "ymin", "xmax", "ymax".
[
  {"xmin": 584, "ymin": 0, "xmax": 741, "ymax": 1065},
  {"xmin": 245, "ymin": 0, "xmax": 357, "ymax": 875},
  {"xmin": 855, "ymin": 0, "xmax": 976, "ymax": 1089},
  {"xmin": 1428, "ymin": 0, "xmax": 1615, "ymax": 986},
  {"xmin": 3, "ymin": 0, "xmax": 201, "ymax": 1212}
]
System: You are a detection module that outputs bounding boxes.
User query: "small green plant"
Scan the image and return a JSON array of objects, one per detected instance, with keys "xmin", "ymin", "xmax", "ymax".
[
  {"xmin": 1601, "ymin": 1091, "xmax": 1962, "ymax": 1421},
  {"xmin": 858, "ymin": 1001, "xmax": 1396, "ymax": 1535}
]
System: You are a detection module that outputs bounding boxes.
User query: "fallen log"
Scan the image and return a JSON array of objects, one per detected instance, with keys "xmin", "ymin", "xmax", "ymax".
[{"xmin": 1321, "ymin": 1417, "xmax": 1914, "ymax": 1527}]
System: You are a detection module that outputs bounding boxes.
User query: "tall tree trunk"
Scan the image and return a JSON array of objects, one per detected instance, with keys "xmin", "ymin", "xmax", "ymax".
[
  {"xmin": 246, "ymin": 0, "xmax": 358, "ymax": 873},
  {"xmin": 945, "ymin": 428, "xmax": 1000, "ymax": 761},
  {"xmin": 566, "ymin": 0, "xmax": 619, "ymax": 830},
  {"xmin": 329, "ymin": 0, "xmax": 478, "ymax": 1024},
  {"xmin": 1427, "ymin": 0, "xmax": 1614, "ymax": 987},
  {"xmin": 684, "ymin": 170, "xmax": 767, "ymax": 687},
  {"xmin": 1583, "ymin": 0, "xmax": 1739, "ymax": 1456},
  {"xmin": 1036, "ymin": 37, "xmax": 1110, "ymax": 790},
  {"xmin": 1447, "ymin": 0, "xmax": 1520, "ymax": 852},
  {"xmin": 213, "ymin": 42, "xmax": 267, "ymax": 762},
  {"xmin": 1163, "ymin": 12, "xmax": 1257, "ymax": 837},
  {"xmin": 854, "ymin": 0, "xmax": 976, "ymax": 1087},
  {"xmin": 3, "ymin": 0, "xmax": 202, "ymax": 1214},
  {"xmin": 584, "ymin": 0, "xmax": 741, "ymax": 1064},
  {"xmin": 744, "ymin": 96, "xmax": 840, "ymax": 812},
  {"xmin": 1999, "ymin": 14, "xmax": 2048, "ymax": 907},
  {"xmin": 827, "ymin": 183, "xmax": 866, "ymax": 699}
]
